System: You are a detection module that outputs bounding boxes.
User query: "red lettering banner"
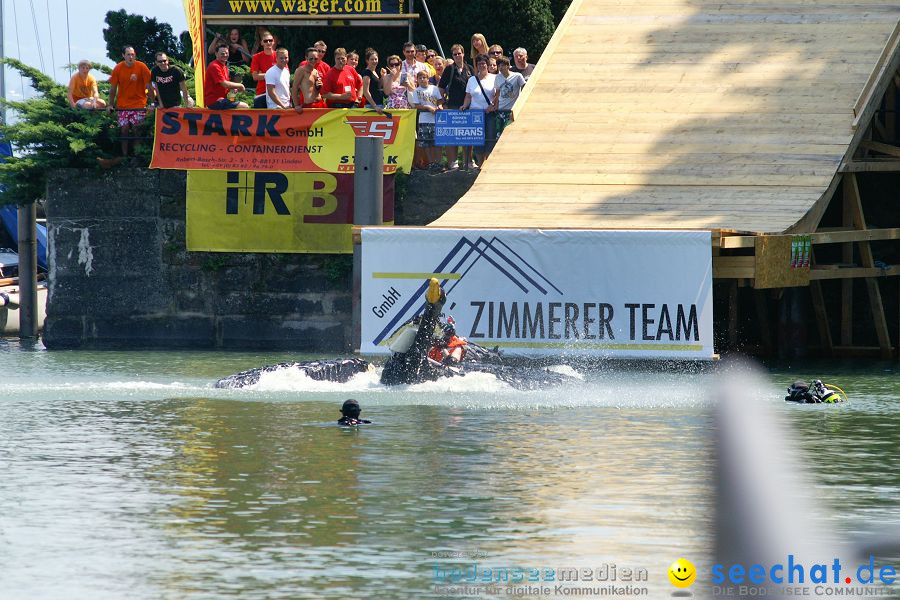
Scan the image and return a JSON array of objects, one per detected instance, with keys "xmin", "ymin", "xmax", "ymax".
[{"xmin": 150, "ymin": 108, "xmax": 416, "ymax": 173}]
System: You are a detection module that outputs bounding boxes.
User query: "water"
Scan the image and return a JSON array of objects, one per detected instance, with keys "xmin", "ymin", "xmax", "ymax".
[{"xmin": 1, "ymin": 340, "xmax": 898, "ymax": 599}]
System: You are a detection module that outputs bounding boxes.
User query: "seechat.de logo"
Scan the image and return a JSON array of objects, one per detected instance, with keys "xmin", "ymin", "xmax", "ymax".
[{"xmin": 344, "ymin": 116, "xmax": 400, "ymax": 143}]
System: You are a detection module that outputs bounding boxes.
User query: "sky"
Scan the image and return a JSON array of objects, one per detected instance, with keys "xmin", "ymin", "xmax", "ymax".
[{"xmin": 3, "ymin": 0, "xmax": 187, "ymax": 101}]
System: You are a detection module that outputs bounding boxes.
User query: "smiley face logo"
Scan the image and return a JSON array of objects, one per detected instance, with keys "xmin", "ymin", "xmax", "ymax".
[{"xmin": 668, "ymin": 559, "xmax": 696, "ymax": 588}]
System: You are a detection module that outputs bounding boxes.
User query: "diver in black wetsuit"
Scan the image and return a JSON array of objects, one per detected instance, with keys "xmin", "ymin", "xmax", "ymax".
[{"xmin": 337, "ymin": 399, "xmax": 371, "ymax": 426}]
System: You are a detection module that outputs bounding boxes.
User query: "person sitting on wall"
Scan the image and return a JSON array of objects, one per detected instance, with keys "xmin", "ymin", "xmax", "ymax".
[
  {"xmin": 204, "ymin": 45, "xmax": 248, "ymax": 109},
  {"xmin": 68, "ymin": 60, "xmax": 106, "ymax": 109}
]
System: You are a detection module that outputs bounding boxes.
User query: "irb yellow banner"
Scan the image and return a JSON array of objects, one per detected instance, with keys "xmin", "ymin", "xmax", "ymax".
[{"xmin": 187, "ymin": 171, "xmax": 395, "ymax": 253}]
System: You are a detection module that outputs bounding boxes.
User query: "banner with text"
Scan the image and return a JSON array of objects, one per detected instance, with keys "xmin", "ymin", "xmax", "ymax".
[
  {"xmin": 151, "ymin": 108, "xmax": 415, "ymax": 173},
  {"xmin": 182, "ymin": 0, "xmax": 205, "ymax": 106},
  {"xmin": 187, "ymin": 171, "xmax": 394, "ymax": 253},
  {"xmin": 435, "ymin": 110, "xmax": 485, "ymax": 146},
  {"xmin": 361, "ymin": 229, "xmax": 714, "ymax": 359},
  {"xmin": 203, "ymin": 0, "xmax": 407, "ymax": 17}
]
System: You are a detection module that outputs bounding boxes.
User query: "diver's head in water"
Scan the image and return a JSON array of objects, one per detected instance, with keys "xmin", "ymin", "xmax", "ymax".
[{"xmin": 341, "ymin": 399, "xmax": 361, "ymax": 419}]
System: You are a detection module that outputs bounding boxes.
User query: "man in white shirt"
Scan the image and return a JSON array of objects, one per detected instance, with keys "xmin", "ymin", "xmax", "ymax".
[
  {"xmin": 400, "ymin": 41, "xmax": 428, "ymax": 89},
  {"xmin": 265, "ymin": 48, "xmax": 291, "ymax": 109}
]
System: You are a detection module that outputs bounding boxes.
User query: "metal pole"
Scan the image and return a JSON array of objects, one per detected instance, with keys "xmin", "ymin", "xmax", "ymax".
[
  {"xmin": 408, "ymin": 0, "xmax": 415, "ymax": 43},
  {"xmin": 351, "ymin": 136, "xmax": 384, "ymax": 352},
  {"xmin": 17, "ymin": 202, "xmax": 38, "ymax": 339},
  {"xmin": 418, "ymin": 0, "xmax": 444, "ymax": 58}
]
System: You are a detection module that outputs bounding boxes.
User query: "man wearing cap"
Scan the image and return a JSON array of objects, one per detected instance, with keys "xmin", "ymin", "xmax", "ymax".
[{"xmin": 415, "ymin": 44, "xmax": 436, "ymax": 78}]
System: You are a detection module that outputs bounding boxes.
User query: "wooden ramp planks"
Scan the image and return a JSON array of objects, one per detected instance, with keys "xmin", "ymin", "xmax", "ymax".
[{"xmin": 431, "ymin": 0, "xmax": 900, "ymax": 234}]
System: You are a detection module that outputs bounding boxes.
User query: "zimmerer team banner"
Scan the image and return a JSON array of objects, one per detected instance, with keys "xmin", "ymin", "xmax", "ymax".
[
  {"xmin": 151, "ymin": 108, "xmax": 416, "ymax": 173},
  {"xmin": 361, "ymin": 229, "xmax": 714, "ymax": 359},
  {"xmin": 187, "ymin": 171, "xmax": 394, "ymax": 253}
]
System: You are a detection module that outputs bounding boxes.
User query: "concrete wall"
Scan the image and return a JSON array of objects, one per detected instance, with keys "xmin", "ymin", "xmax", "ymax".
[{"xmin": 43, "ymin": 168, "xmax": 475, "ymax": 350}]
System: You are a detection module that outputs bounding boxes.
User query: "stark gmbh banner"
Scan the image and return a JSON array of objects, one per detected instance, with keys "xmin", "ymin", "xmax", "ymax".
[
  {"xmin": 361, "ymin": 229, "xmax": 714, "ymax": 359},
  {"xmin": 151, "ymin": 108, "xmax": 416, "ymax": 173}
]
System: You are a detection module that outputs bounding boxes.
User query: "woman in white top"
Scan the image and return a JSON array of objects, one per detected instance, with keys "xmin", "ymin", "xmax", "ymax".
[{"xmin": 460, "ymin": 54, "xmax": 497, "ymax": 167}]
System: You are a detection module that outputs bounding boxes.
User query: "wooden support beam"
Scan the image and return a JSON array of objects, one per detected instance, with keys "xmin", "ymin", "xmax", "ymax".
[
  {"xmin": 860, "ymin": 140, "xmax": 900, "ymax": 158},
  {"xmin": 809, "ymin": 248, "xmax": 833, "ymax": 358},
  {"xmin": 809, "ymin": 280, "xmax": 834, "ymax": 357},
  {"xmin": 719, "ymin": 228, "xmax": 900, "ymax": 248},
  {"xmin": 844, "ymin": 173, "xmax": 894, "ymax": 358},
  {"xmin": 728, "ymin": 280, "xmax": 739, "ymax": 349},
  {"xmin": 754, "ymin": 289, "xmax": 774, "ymax": 357},
  {"xmin": 811, "ymin": 265, "xmax": 900, "ymax": 279},
  {"xmin": 887, "ymin": 82, "xmax": 897, "ymax": 142},
  {"xmin": 841, "ymin": 175, "xmax": 854, "ymax": 346},
  {"xmin": 842, "ymin": 159, "xmax": 900, "ymax": 172}
]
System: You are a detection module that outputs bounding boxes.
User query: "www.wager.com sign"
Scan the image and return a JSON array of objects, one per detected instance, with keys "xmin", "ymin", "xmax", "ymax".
[{"xmin": 361, "ymin": 229, "xmax": 714, "ymax": 359}]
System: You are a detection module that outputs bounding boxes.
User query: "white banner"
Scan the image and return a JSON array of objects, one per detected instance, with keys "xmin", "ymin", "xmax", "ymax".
[{"xmin": 361, "ymin": 229, "xmax": 714, "ymax": 359}]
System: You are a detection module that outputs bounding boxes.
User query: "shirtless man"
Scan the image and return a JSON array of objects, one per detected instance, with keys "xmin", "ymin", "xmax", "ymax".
[{"xmin": 291, "ymin": 47, "xmax": 325, "ymax": 113}]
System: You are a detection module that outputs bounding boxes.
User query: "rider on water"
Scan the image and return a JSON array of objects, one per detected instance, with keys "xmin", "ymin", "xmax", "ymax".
[{"xmin": 428, "ymin": 317, "xmax": 468, "ymax": 365}]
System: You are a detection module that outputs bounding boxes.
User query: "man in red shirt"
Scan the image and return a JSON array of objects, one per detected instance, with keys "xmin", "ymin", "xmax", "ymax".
[
  {"xmin": 204, "ymin": 45, "xmax": 248, "ymax": 109},
  {"xmin": 321, "ymin": 48, "xmax": 360, "ymax": 108},
  {"xmin": 107, "ymin": 45, "xmax": 152, "ymax": 157},
  {"xmin": 250, "ymin": 30, "xmax": 278, "ymax": 108}
]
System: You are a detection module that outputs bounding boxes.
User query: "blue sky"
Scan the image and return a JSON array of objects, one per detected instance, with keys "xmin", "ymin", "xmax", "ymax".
[{"xmin": 4, "ymin": 0, "xmax": 187, "ymax": 100}]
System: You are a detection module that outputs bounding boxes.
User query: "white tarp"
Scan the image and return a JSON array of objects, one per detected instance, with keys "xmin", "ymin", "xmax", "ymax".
[{"xmin": 361, "ymin": 228, "xmax": 714, "ymax": 359}]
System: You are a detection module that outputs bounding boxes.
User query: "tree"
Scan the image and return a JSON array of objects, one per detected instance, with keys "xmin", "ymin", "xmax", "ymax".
[
  {"xmin": 0, "ymin": 59, "xmax": 124, "ymax": 205},
  {"xmin": 102, "ymin": 9, "xmax": 183, "ymax": 65}
]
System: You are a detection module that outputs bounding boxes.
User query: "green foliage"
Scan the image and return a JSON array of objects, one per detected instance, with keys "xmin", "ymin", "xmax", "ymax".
[
  {"xmin": 103, "ymin": 9, "xmax": 184, "ymax": 65},
  {"xmin": 0, "ymin": 59, "xmax": 120, "ymax": 205},
  {"xmin": 550, "ymin": 0, "xmax": 574, "ymax": 25},
  {"xmin": 277, "ymin": 0, "xmax": 558, "ymax": 64}
]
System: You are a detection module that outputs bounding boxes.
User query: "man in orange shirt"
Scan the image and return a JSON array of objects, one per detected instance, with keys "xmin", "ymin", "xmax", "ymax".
[{"xmin": 107, "ymin": 46, "xmax": 152, "ymax": 156}]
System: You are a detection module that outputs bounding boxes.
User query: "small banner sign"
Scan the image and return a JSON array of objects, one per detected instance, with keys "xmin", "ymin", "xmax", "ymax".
[
  {"xmin": 150, "ymin": 108, "xmax": 416, "ymax": 173},
  {"xmin": 187, "ymin": 171, "xmax": 394, "ymax": 253},
  {"xmin": 203, "ymin": 0, "xmax": 407, "ymax": 17},
  {"xmin": 434, "ymin": 110, "xmax": 485, "ymax": 146}
]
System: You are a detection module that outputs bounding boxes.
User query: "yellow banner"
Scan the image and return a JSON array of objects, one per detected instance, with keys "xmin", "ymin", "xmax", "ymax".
[
  {"xmin": 186, "ymin": 171, "xmax": 395, "ymax": 253},
  {"xmin": 183, "ymin": 0, "xmax": 205, "ymax": 106}
]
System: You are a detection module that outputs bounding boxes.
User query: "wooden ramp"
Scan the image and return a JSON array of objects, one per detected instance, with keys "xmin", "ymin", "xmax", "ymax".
[{"xmin": 431, "ymin": 0, "xmax": 900, "ymax": 234}]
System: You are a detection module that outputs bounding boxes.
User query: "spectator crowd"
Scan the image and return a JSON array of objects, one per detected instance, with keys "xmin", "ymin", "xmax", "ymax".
[{"xmin": 69, "ymin": 29, "xmax": 537, "ymax": 170}]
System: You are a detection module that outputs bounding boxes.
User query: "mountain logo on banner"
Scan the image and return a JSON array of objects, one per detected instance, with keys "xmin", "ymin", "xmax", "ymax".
[
  {"xmin": 344, "ymin": 115, "xmax": 401, "ymax": 143},
  {"xmin": 371, "ymin": 235, "xmax": 562, "ymax": 345}
]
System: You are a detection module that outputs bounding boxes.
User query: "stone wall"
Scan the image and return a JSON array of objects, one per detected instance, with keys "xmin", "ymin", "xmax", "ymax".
[{"xmin": 43, "ymin": 168, "xmax": 474, "ymax": 350}]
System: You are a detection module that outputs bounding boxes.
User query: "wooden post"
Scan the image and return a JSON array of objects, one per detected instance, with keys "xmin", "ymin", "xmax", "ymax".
[
  {"xmin": 753, "ymin": 289, "xmax": 773, "ymax": 357},
  {"xmin": 841, "ymin": 176, "xmax": 854, "ymax": 345},
  {"xmin": 845, "ymin": 173, "xmax": 893, "ymax": 359},
  {"xmin": 728, "ymin": 280, "xmax": 739, "ymax": 350}
]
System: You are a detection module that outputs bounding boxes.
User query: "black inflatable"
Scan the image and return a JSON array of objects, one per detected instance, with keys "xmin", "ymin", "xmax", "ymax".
[
  {"xmin": 214, "ymin": 358, "xmax": 371, "ymax": 388},
  {"xmin": 214, "ymin": 279, "xmax": 580, "ymax": 391}
]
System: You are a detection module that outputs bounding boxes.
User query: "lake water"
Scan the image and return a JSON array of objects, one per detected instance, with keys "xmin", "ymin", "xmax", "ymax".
[{"xmin": 1, "ymin": 340, "xmax": 898, "ymax": 599}]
